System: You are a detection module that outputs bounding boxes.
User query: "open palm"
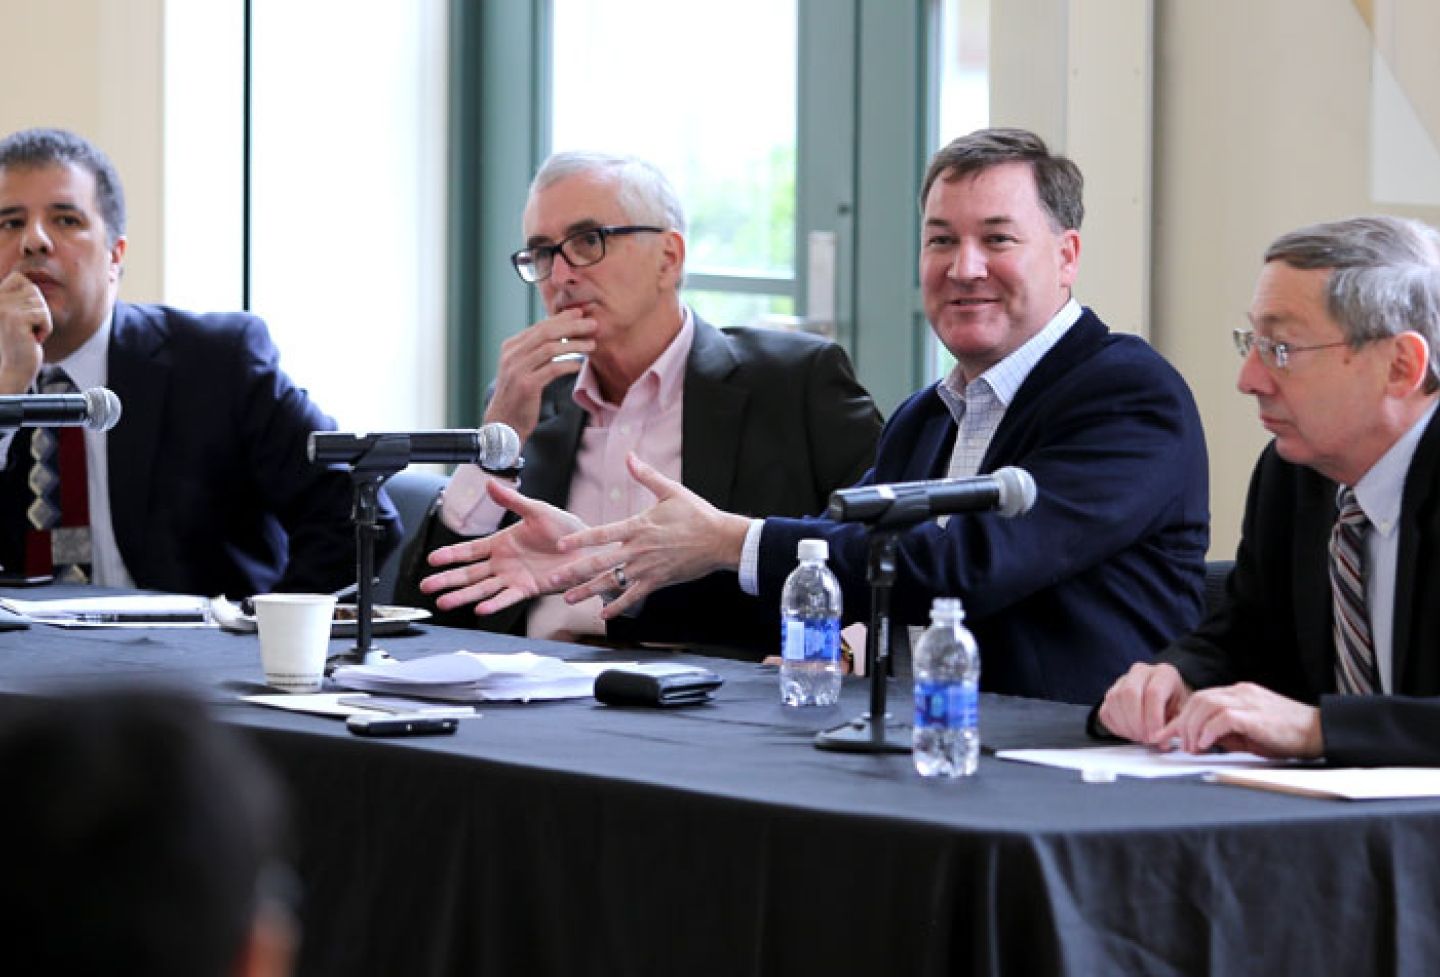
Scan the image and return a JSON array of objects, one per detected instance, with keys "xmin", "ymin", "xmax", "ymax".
[{"xmin": 421, "ymin": 482, "xmax": 599, "ymax": 615}]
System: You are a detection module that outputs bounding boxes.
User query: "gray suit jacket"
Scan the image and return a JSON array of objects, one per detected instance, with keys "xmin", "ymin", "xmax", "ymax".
[{"xmin": 396, "ymin": 315, "xmax": 882, "ymax": 657}]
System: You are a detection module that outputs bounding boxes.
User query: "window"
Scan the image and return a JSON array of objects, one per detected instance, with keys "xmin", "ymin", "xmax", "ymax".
[
  {"xmin": 550, "ymin": 0, "xmax": 799, "ymax": 329},
  {"xmin": 925, "ymin": 0, "xmax": 990, "ymax": 380},
  {"xmin": 247, "ymin": 0, "xmax": 448, "ymax": 431}
]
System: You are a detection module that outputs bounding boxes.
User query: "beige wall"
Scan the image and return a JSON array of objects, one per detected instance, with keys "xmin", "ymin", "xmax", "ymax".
[
  {"xmin": 0, "ymin": 0, "xmax": 165, "ymax": 302},
  {"xmin": 995, "ymin": 0, "xmax": 1440, "ymax": 560},
  {"xmin": 1155, "ymin": 0, "xmax": 1440, "ymax": 558}
]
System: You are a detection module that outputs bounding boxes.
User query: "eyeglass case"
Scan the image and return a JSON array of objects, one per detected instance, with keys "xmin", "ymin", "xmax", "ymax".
[{"xmin": 594, "ymin": 664, "xmax": 724, "ymax": 708}]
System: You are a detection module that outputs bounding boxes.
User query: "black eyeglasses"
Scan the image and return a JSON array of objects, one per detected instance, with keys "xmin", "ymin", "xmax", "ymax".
[
  {"xmin": 510, "ymin": 225, "xmax": 664, "ymax": 283},
  {"xmin": 1232, "ymin": 328, "xmax": 1354, "ymax": 371}
]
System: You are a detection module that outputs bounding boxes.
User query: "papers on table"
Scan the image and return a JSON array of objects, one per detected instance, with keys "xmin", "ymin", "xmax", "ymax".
[
  {"xmin": 242, "ymin": 692, "xmax": 476, "ymax": 720},
  {"xmin": 0, "ymin": 593, "xmax": 213, "ymax": 628},
  {"xmin": 332, "ymin": 651, "xmax": 624, "ymax": 702},
  {"xmin": 997, "ymin": 744, "xmax": 1281, "ymax": 779},
  {"xmin": 1211, "ymin": 767, "xmax": 1440, "ymax": 800}
]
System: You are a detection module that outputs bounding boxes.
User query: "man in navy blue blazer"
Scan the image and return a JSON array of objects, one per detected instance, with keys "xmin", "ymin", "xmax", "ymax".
[
  {"xmin": 0, "ymin": 127, "xmax": 396, "ymax": 596},
  {"xmin": 426, "ymin": 129, "xmax": 1210, "ymax": 704}
]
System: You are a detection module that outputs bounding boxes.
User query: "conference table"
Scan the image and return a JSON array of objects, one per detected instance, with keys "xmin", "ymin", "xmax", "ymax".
[{"xmin": 3, "ymin": 590, "xmax": 1439, "ymax": 977}]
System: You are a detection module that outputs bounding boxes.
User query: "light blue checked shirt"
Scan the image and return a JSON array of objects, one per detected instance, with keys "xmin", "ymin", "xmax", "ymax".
[{"xmin": 935, "ymin": 298, "xmax": 1082, "ymax": 482}]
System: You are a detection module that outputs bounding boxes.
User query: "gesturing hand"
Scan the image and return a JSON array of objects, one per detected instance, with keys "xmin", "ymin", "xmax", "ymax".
[
  {"xmin": 419, "ymin": 480, "xmax": 614, "ymax": 616},
  {"xmin": 546, "ymin": 453, "xmax": 752, "ymax": 619}
]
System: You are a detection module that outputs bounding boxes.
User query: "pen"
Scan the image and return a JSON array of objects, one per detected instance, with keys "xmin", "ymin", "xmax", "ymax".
[{"xmin": 64, "ymin": 611, "xmax": 210, "ymax": 624}]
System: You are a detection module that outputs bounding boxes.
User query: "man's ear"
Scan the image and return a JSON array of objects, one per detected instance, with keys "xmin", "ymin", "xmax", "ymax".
[
  {"xmin": 108, "ymin": 235, "xmax": 128, "ymax": 284},
  {"xmin": 1387, "ymin": 330, "xmax": 1431, "ymax": 396},
  {"xmin": 657, "ymin": 230, "xmax": 685, "ymax": 292}
]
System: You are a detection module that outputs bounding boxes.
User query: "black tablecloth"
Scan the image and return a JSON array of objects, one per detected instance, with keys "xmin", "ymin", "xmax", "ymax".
[{"xmin": 3, "ymin": 592, "xmax": 1439, "ymax": 976}]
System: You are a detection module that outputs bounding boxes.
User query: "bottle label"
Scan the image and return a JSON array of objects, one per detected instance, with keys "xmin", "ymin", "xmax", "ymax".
[
  {"xmin": 913, "ymin": 680, "xmax": 978, "ymax": 730},
  {"xmin": 781, "ymin": 617, "xmax": 841, "ymax": 663}
]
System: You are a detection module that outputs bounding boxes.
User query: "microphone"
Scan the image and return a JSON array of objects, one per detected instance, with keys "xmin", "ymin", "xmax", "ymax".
[
  {"xmin": 0, "ymin": 386, "xmax": 123, "ymax": 432},
  {"xmin": 308, "ymin": 423, "xmax": 523, "ymax": 471},
  {"xmin": 827, "ymin": 466, "xmax": 1037, "ymax": 525}
]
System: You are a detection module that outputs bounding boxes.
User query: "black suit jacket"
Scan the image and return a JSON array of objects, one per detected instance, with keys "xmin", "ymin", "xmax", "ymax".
[
  {"xmin": 1160, "ymin": 406, "xmax": 1440, "ymax": 765},
  {"xmin": 757, "ymin": 309, "xmax": 1211, "ymax": 704},
  {"xmin": 2, "ymin": 302, "xmax": 398, "ymax": 597},
  {"xmin": 396, "ymin": 316, "xmax": 882, "ymax": 657}
]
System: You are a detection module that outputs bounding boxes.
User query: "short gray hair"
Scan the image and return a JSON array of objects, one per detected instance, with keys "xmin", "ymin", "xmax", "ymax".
[
  {"xmin": 530, "ymin": 151, "xmax": 687, "ymax": 235},
  {"xmin": 1266, "ymin": 216, "xmax": 1440, "ymax": 393}
]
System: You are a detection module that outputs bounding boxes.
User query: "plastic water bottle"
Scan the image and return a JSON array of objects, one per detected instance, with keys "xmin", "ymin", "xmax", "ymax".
[
  {"xmin": 912, "ymin": 597, "xmax": 980, "ymax": 777},
  {"xmin": 779, "ymin": 539, "xmax": 843, "ymax": 707}
]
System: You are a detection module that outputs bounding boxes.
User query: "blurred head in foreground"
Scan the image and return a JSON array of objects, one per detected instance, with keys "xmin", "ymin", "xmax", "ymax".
[{"xmin": 0, "ymin": 688, "xmax": 297, "ymax": 977}]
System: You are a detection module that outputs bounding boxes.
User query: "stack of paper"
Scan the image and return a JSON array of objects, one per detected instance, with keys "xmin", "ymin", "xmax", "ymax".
[{"xmin": 332, "ymin": 651, "xmax": 621, "ymax": 702}]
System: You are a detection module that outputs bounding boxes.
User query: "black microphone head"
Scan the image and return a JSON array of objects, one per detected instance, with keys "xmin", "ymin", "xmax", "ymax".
[
  {"xmin": 478, "ymin": 422, "xmax": 521, "ymax": 470},
  {"xmin": 82, "ymin": 387, "xmax": 122, "ymax": 432},
  {"xmin": 993, "ymin": 466, "xmax": 1036, "ymax": 518}
]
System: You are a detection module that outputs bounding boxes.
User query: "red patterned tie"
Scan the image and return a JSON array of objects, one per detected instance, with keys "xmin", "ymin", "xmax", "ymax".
[
  {"xmin": 24, "ymin": 367, "xmax": 92, "ymax": 582},
  {"xmin": 1329, "ymin": 488, "xmax": 1378, "ymax": 694}
]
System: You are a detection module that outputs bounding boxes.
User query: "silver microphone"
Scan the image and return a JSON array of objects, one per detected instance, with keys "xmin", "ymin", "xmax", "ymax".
[
  {"xmin": 827, "ymin": 467, "xmax": 1038, "ymax": 524},
  {"xmin": 0, "ymin": 386, "xmax": 123, "ymax": 432},
  {"xmin": 307, "ymin": 423, "xmax": 523, "ymax": 471}
]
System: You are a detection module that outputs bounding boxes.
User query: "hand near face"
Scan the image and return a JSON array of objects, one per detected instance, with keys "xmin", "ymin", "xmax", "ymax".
[
  {"xmin": 0, "ymin": 270, "xmax": 50, "ymax": 393},
  {"xmin": 483, "ymin": 308, "xmax": 598, "ymax": 444},
  {"xmin": 1155, "ymin": 683, "xmax": 1324, "ymax": 759},
  {"xmin": 419, "ymin": 479, "xmax": 608, "ymax": 616},
  {"xmin": 1097, "ymin": 662, "xmax": 1193, "ymax": 745},
  {"xmin": 547, "ymin": 453, "xmax": 752, "ymax": 619}
]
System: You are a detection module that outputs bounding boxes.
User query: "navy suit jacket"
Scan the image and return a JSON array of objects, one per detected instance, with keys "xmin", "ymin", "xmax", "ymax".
[
  {"xmin": 396, "ymin": 316, "xmax": 882, "ymax": 657},
  {"xmin": 1159, "ymin": 408, "xmax": 1440, "ymax": 766},
  {"xmin": 758, "ymin": 308, "xmax": 1211, "ymax": 704},
  {"xmin": 2, "ymin": 302, "xmax": 398, "ymax": 597}
]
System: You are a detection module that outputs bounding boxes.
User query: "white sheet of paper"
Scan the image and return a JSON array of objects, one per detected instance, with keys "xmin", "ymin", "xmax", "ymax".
[
  {"xmin": 0, "ymin": 593, "xmax": 213, "ymax": 627},
  {"xmin": 331, "ymin": 651, "xmax": 628, "ymax": 702},
  {"xmin": 1212, "ymin": 767, "xmax": 1440, "ymax": 800},
  {"xmin": 241, "ymin": 692, "xmax": 477, "ymax": 720},
  {"xmin": 997, "ymin": 744, "xmax": 1280, "ymax": 779}
]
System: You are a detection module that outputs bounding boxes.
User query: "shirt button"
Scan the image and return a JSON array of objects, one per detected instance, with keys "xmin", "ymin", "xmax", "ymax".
[
  {"xmin": 620, "ymin": 424, "xmax": 631, "ymax": 436},
  {"xmin": 609, "ymin": 488, "xmax": 621, "ymax": 502}
]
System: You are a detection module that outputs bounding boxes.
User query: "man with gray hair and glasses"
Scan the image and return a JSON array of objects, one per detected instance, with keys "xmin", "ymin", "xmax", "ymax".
[
  {"xmin": 419, "ymin": 129, "xmax": 1211, "ymax": 703},
  {"xmin": 1098, "ymin": 215, "xmax": 1440, "ymax": 765},
  {"xmin": 398, "ymin": 151, "xmax": 881, "ymax": 656}
]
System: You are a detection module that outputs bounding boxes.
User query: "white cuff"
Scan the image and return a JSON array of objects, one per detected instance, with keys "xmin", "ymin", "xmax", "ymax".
[
  {"xmin": 438, "ymin": 463, "xmax": 515, "ymax": 536},
  {"xmin": 738, "ymin": 518, "xmax": 765, "ymax": 596}
]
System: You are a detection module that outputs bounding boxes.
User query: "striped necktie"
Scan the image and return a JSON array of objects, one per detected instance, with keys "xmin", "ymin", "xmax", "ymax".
[
  {"xmin": 25, "ymin": 366, "xmax": 92, "ymax": 583},
  {"xmin": 1329, "ymin": 488, "xmax": 1378, "ymax": 694}
]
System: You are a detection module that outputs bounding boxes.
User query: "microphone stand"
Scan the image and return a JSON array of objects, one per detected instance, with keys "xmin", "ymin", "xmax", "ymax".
[
  {"xmin": 814, "ymin": 495, "xmax": 936, "ymax": 754},
  {"xmin": 329, "ymin": 435, "xmax": 410, "ymax": 669},
  {"xmin": 814, "ymin": 529, "xmax": 911, "ymax": 753}
]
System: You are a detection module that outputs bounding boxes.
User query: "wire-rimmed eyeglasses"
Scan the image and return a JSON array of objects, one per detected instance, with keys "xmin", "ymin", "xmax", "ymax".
[
  {"xmin": 510, "ymin": 225, "xmax": 664, "ymax": 283},
  {"xmin": 1232, "ymin": 328, "xmax": 1354, "ymax": 371}
]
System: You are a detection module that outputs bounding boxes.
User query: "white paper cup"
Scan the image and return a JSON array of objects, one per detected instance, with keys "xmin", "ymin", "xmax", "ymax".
[{"xmin": 252, "ymin": 593, "xmax": 337, "ymax": 693}]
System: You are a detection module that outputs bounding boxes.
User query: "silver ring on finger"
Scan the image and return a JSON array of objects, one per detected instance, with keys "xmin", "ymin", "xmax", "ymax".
[{"xmin": 611, "ymin": 564, "xmax": 629, "ymax": 590}]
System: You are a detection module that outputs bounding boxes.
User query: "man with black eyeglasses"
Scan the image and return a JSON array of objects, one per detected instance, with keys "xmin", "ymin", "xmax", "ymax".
[
  {"xmin": 397, "ymin": 151, "xmax": 881, "ymax": 656},
  {"xmin": 412, "ymin": 130, "xmax": 1212, "ymax": 703},
  {"xmin": 1098, "ymin": 215, "xmax": 1440, "ymax": 765}
]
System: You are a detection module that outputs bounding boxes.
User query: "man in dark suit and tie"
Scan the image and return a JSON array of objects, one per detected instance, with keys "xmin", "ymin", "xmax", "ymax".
[
  {"xmin": 398, "ymin": 151, "xmax": 882, "ymax": 656},
  {"xmin": 1098, "ymin": 215, "xmax": 1440, "ymax": 766},
  {"xmin": 422, "ymin": 129, "xmax": 1211, "ymax": 703},
  {"xmin": 0, "ymin": 127, "xmax": 395, "ymax": 596}
]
